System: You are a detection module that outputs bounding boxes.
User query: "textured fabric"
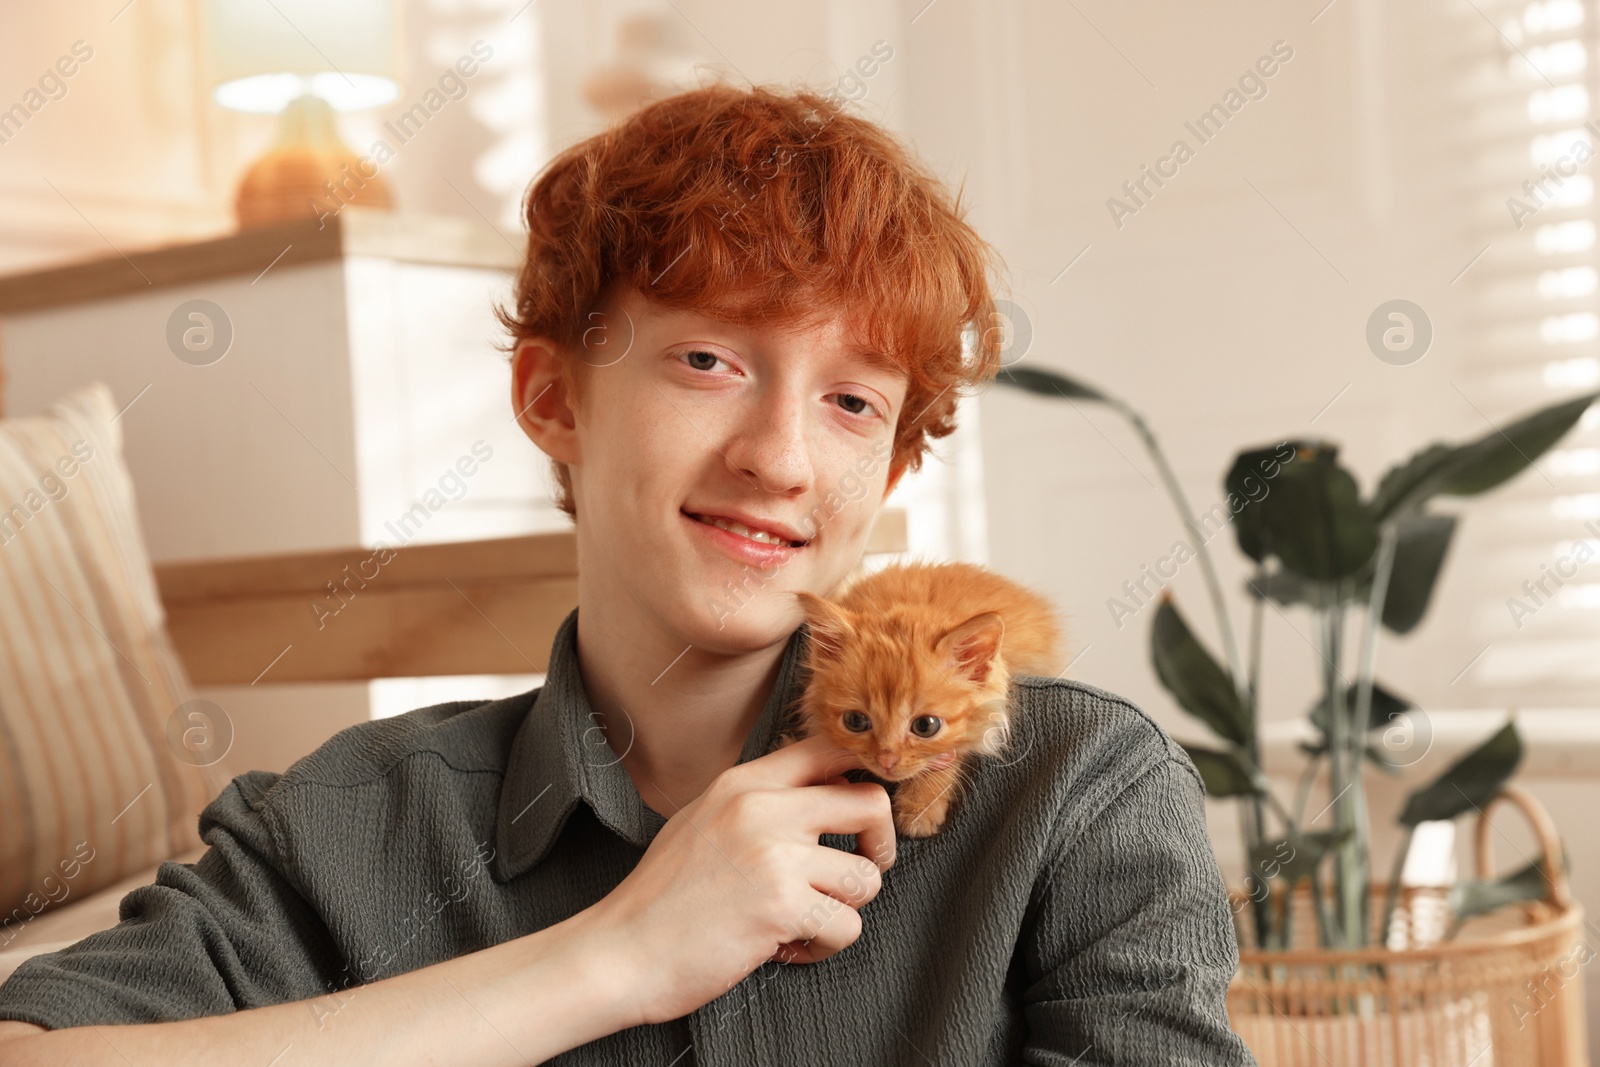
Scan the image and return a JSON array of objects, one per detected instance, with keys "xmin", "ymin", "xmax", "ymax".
[
  {"xmin": 0, "ymin": 605, "xmax": 1256, "ymax": 1064},
  {"xmin": 0, "ymin": 845, "xmax": 208, "ymax": 985},
  {"xmin": 0, "ymin": 381, "xmax": 230, "ymax": 933}
]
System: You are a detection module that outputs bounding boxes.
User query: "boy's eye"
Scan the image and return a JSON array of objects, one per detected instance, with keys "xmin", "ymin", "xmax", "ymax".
[
  {"xmin": 682, "ymin": 350, "xmax": 725, "ymax": 371},
  {"xmin": 678, "ymin": 350, "xmax": 881, "ymax": 418}
]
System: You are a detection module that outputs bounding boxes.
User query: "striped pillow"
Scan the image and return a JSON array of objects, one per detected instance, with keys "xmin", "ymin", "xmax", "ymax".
[{"xmin": 0, "ymin": 382, "xmax": 230, "ymax": 932}]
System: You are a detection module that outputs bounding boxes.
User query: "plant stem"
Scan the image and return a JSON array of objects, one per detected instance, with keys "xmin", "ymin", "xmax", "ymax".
[
  {"xmin": 1292, "ymin": 750, "xmax": 1323, "ymax": 827},
  {"xmin": 1115, "ymin": 403, "xmax": 1276, "ymax": 941},
  {"xmin": 1329, "ymin": 591, "xmax": 1368, "ymax": 949},
  {"xmin": 1353, "ymin": 523, "xmax": 1400, "ymax": 950},
  {"xmin": 1115, "ymin": 403, "xmax": 1249, "ymax": 698},
  {"xmin": 1331, "ymin": 591, "xmax": 1369, "ymax": 953},
  {"xmin": 1358, "ymin": 523, "xmax": 1403, "ymax": 958},
  {"xmin": 1238, "ymin": 804, "xmax": 1272, "ymax": 948},
  {"xmin": 1259, "ymin": 785, "xmax": 1297, "ymax": 831},
  {"xmin": 1378, "ymin": 824, "xmax": 1414, "ymax": 952},
  {"xmin": 1316, "ymin": 594, "xmax": 1347, "ymax": 947},
  {"xmin": 1248, "ymin": 575, "xmax": 1264, "ymax": 717},
  {"xmin": 1308, "ymin": 867, "xmax": 1335, "ymax": 949}
]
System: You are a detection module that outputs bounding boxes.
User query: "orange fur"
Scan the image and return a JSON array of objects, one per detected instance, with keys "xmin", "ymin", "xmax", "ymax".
[{"xmin": 773, "ymin": 561, "xmax": 1066, "ymax": 838}]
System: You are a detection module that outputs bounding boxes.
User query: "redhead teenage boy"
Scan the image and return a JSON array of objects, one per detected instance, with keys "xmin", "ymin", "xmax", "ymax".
[{"xmin": 0, "ymin": 84, "xmax": 1256, "ymax": 1065}]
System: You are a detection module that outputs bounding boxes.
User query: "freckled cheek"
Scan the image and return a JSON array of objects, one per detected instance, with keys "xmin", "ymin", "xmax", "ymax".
[
  {"xmin": 818, "ymin": 447, "xmax": 886, "ymax": 520},
  {"xmin": 581, "ymin": 406, "xmax": 680, "ymax": 527}
]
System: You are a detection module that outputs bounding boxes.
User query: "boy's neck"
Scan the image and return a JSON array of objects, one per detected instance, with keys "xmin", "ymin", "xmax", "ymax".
[{"xmin": 571, "ymin": 598, "xmax": 791, "ymax": 819}]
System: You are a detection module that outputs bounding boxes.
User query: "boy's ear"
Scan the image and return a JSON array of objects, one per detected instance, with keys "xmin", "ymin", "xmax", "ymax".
[{"xmin": 511, "ymin": 337, "xmax": 581, "ymax": 464}]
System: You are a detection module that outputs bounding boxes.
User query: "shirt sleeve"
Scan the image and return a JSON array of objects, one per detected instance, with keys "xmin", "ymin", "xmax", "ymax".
[
  {"xmin": 1020, "ymin": 752, "xmax": 1259, "ymax": 1066},
  {"xmin": 0, "ymin": 769, "xmax": 348, "ymax": 1030}
]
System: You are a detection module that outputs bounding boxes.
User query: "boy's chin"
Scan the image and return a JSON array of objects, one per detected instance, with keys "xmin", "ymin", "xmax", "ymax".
[{"xmin": 685, "ymin": 596, "xmax": 805, "ymax": 654}]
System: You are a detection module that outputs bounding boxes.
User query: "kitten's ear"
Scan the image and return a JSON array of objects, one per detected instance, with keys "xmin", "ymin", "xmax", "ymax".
[
  {"xmin": 796, "ymin": 591, "xmax": 852, "ymax": 661},
  {"xmin": 935, "ymin": 612, "xmax": 1005, "ymax": 686}
]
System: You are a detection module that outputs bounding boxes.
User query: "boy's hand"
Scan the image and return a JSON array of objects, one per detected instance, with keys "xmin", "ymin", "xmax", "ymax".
[{"xmin": 580, "ymin": 734, "xmax": 896, "ymax": 1027}]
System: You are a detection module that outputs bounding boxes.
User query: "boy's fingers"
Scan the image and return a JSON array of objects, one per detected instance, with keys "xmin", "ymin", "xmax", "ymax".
[
  {"xmin": 748, "ymin": 732, "xmax": 860, "ymax": 786},
  {"xmin": 743, "ymin": 738, "xmax": 896, "ymax": 872}
]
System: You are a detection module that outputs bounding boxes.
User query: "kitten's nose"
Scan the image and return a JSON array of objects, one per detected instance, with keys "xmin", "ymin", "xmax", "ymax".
[{"xmin": 878, "ymin": 752, "xmax": 899, "ymax": 773}]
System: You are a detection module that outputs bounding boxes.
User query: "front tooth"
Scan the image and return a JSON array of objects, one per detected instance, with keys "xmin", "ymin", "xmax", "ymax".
[{"xmin": 706, "ymin": 515, "xmax": 784, "ymax": 545}]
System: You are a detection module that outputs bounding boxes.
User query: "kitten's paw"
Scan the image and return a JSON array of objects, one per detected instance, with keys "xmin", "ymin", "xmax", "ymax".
[{"xmin": 894, "ymin": 793, "xmax": 949, "ymax": 838}]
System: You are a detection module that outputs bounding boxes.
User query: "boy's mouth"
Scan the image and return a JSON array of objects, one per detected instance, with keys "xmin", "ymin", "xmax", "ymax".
[{"xmin": 683, "ymin": 509, "xmax": 809, "ymax": 548}]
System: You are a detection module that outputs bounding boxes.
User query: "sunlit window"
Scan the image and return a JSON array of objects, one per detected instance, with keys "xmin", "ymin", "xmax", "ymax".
[
  {"xmin": 1467, "ymin": 0, "xmax": 1600, "ymax": 703},
  {"xmin": 1530, "ymin": 84, "xmax": 1590, "ymax": 122}
]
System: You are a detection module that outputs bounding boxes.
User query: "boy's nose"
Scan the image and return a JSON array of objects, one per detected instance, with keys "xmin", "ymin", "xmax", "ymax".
[{"xmin": 726, "ymin": 399, "xmax": 813, "ymax": 494}]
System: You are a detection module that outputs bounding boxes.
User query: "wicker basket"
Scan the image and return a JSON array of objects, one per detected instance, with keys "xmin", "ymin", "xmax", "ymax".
[{"xmin": 1226, "ymin": 785, "xmax": 1590, "ymax": 1067}]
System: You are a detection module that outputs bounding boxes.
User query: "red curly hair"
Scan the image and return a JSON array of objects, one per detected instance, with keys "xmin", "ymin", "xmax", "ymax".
[{"xmin": 499, "ymin": 81, "xmax": 1006, "ymax": 519}]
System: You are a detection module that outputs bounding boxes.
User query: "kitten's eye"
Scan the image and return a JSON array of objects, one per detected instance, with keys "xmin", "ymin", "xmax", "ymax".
[
  {"xmin": 841, "ymin": 711, "xmax": 872, "ymax": 733},
  {"xmin": 910, "ymin": 716, "xmax": 942, "ymax": 739}
]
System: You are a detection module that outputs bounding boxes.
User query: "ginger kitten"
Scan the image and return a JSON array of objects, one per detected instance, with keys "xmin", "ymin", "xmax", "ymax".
[{"xmin": 772, "ymin": 561, "xmax": 1065, "ymax": 838}]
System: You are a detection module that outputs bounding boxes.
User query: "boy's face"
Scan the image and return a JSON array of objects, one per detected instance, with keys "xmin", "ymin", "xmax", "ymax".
[{"xmin": 513, "ymin": 286, "xmax": 909, "ymax": 654}]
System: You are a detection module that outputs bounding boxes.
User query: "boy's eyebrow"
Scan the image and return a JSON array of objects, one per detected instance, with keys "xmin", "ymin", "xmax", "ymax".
[{"xmin": 847, "ymin": 345, "xmax": 907, "ymax": 379}]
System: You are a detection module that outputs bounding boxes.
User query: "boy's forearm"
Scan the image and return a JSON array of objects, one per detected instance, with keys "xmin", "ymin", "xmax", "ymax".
[{"xmin": 2, "ymin": 907, "xmax": 642, "ymax": 1067}]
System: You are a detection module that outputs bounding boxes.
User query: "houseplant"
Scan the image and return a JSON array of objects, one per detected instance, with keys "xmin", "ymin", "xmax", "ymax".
[{"xmin": 994, "ymin": 365, "xmax": 1598, "ymax": 1062}]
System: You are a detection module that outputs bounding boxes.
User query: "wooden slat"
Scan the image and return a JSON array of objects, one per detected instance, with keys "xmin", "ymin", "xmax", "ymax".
[
  {"xmin": 0, "ymin": 206, "xmax": 519, "ymax": 315},
  {"xmin": 165, "ymin": 576, "xmax": 580, "ymax": 685},
  {"xmin": 156, "ymin": 531, "xmax": 577, "ymax": 603},
  {"xmin": 158, "ymin": 510, "xmax": 909, "ymax": 685}
]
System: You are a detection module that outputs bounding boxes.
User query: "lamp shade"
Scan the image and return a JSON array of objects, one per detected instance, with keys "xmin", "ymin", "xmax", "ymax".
[{"xmin": 208, "ymin": 0, "xmax": 402, "ymax": 113}]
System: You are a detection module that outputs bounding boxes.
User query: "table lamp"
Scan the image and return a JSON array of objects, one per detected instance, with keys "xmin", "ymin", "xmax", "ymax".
[{"xmin": 208, "ymin": 0, "xmax": 402, "ymax": 229}]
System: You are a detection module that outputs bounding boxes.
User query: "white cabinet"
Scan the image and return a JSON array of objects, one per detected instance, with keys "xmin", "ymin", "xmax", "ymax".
[
  {"xmin": 0, "ymin": 206, "xmax": 569, "ymax": 564},
  {"xmin": 0, "ymin": 207, "xmax": 561, "ymax": 771}
]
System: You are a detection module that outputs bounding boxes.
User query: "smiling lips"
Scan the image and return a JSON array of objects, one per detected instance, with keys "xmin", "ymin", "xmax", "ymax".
[{"xmin": 684, "ymin": 510, "xmax": 809, "ymax": 548}]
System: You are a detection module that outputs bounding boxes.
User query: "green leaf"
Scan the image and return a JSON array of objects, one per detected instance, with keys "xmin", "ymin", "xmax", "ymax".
[
  {"xmin": 1370, "ymin": 442, "xmax": 1457, "ymax": 523},
  {"xmin": 1447, "ymin": 856, "xmax": 1553, "ymax": 926},
  {"xmin": 1379, "ymin": 513, "xmax": 1458, "ymax": 634},
  {"xmin": 1437, "ymin": 390, "xmax": 1599, "ymax": 497},
  {"xmin": 1399, "ymin": 720, "xmax": 1523, "ymax": 826},
  {"xmin": 1309, "ymin": 680, "xmax": 1416, "ymax": 734},
  {"xmin": 1325, "ymin": 512, "xmax": 1456, "ymax": 631},
  {"xmin": 1180, "ymin": 743, "xmax": 1262, "ymax": 797},
  {"xmin": 1243, "ymin": 567, "xmax": 1324, "ymax": 608},
  {"xmin": 1248, "ymin": 829, "xmax": 1351, "ymax": 884},
  {"xmin": 1224, "ymin": 443, "xmax": 1305, "ymax": 564},
  {"xmin": 1151, "ymin": 596, "xmax": 1252, "ymax": 746},
  {"xmin": 1363, "ymin": 681, "xmax": 1416, "ymax": 730},
  {"xmin": 1254, "ymin": 444, "xmax": 1379, "ymax": 581},
  {"xmin": 992, "ymin": 366, "xmax": 1108, "ymax": 403},
  {"xmin": 1280, "ymin": 830, "xmax": 1352, "ymax": 883},
  {"xmin": 1370, "ymin": 392, "xmax": 1600, "ymax": 521}
]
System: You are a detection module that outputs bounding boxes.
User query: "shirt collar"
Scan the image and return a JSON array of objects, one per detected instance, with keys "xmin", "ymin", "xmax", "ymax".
[{"xmin": 493, "ymin": 606, "xmax": 812, "ymax": 883}]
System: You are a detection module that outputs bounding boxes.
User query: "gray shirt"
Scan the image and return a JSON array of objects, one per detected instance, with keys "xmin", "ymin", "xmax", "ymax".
[{"xmin": 0, "ymin": 607, "xmax": 1257, "ymax": 1065}]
